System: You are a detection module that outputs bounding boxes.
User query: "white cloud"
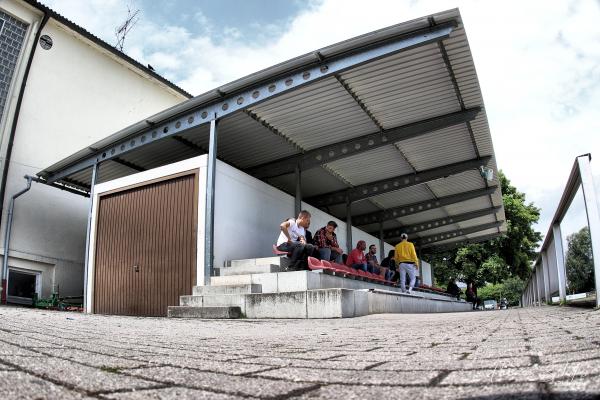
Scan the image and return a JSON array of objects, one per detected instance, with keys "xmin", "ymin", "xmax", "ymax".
[{"xmin": 43, "ymin": 0, "xmax": 600, "ymax": 245}]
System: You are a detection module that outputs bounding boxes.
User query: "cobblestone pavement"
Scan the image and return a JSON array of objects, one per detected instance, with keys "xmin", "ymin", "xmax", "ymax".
[{"xmin": 0, "ymin": 305, "xmax": 599, "ymax": 399}]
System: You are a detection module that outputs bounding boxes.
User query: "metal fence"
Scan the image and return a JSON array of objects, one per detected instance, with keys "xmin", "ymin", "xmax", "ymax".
[{"xmin": 522, "ymin": 154, "xmax": 600, "ymax": 307}]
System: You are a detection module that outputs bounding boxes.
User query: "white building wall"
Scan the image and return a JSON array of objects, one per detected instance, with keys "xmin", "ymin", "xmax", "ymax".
[
  {"xmin": 212, "ymin": 159, "xmax": 395, "ymax": 271},
  {"xmin": 1, "ymin": 3, "xmax": 189, "ymax": 298},
  {"xmin": 420, "ymin": 260, "xmax": 432, "ymax": 286}
]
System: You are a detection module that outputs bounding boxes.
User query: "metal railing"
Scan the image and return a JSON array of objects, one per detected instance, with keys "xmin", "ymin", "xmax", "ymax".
[{"xmin": 522, "ymin": 154, "xmax": 600, "ymax": 307}]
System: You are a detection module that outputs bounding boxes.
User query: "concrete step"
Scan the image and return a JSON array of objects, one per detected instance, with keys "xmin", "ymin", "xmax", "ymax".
[
  {"xmin": 168, "ymin": 306, "xmax": 242, "ymax": 319},
  {"xmin": 192, "ymin": 284, "xmax": 262, "ymax": 295},
  {"xmin": 180, "ymin": 294, "xmax": 245, "ymax": 308},
  {"xmin": 220, "ymin": 264, "xmax": 284, "ymax": 276},
  {"xmin": 226, "ymin": 256, "xmax": 291, "ymax": 268}
]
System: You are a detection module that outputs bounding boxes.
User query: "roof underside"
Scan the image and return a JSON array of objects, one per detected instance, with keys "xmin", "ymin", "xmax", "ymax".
[{"xmin": 38, "ymin": 8, "xmax": 506, "ymax": 253}]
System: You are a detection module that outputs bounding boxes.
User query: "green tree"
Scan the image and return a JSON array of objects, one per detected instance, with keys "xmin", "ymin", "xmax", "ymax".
[
  {"xmin": 566, "ymin": 226, "xmax": 594, "ymax": 293},
  {"xmin": 427, "ymin": 171, "xmax": 542, "ymax": 285},
  {"xmin": 477, "ymin": 277, "xmax": 525, "ymax": 306}
]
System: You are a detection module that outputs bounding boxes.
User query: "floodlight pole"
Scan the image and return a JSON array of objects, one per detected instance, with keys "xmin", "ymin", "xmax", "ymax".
[{"xmin": 346, "ymin": 195, "xmax": 352, "ymax": 254}]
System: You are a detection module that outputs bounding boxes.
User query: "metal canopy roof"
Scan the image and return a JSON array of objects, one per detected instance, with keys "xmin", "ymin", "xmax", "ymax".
[{"xmin": 38, "ymin": 8, "xmax": 506, "ymax": 253}]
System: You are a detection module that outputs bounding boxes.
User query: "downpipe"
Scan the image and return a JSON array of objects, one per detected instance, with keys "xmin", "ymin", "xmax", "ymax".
[{"xmin": 1, "ymin": 175, "xmax": 34, "ymax": 304}]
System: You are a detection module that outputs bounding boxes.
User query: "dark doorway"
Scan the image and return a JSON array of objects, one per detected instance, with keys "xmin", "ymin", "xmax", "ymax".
[{"xmin": 7, "ymin": 269, "xmax": 37, "ymax": 304}]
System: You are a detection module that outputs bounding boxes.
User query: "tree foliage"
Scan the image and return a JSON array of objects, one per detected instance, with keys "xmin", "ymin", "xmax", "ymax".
[
  {"xmin": 477, "ymin": 277, "xmax": 525, "ymax": 306},
  {"xmin": 565, "ymin": 226, "xmax": 594, "ymax": 293},
  {"xmin": 428, "ymin": 171, "xmax": 542, "ymax": 286}
]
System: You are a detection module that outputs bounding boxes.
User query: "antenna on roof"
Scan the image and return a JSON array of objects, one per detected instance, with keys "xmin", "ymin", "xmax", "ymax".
[{"xmin": 115, "ymin": 5, "xmax": 140, "ymax": 52}]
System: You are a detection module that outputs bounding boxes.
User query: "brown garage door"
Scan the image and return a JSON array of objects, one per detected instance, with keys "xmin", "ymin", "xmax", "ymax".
[{"xmin": 94, "ymin": 173, "xmax": 197, "ymax": 316}]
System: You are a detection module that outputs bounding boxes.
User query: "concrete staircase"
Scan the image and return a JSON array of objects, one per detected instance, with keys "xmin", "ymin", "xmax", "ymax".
[{"xmin": 168, "ymin": 256, "xmax": 471, "ymax": 319}]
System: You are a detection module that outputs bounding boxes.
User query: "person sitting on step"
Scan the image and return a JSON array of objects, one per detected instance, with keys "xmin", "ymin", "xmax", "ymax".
[
  {"xmin": 313, "ymin": 221, "xmax": 344, "ymax": 264},
  {"xmin": 381, "ymin": 249, "xmax": 398, "ymax": 281},
  {"xmin": 276, "ymin": 210, "xmax": 316, "ymax": 270},
  {"xmin": 366, "ymin": 244, "xmax": 393, "ymax": 281},
  {"xmin": 346, "ymin": 240, "xmax": 369, "ymax": 272}
]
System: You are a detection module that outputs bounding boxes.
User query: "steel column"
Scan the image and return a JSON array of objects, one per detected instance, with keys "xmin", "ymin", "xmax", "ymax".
[
  {"xmin": 552, "ymin": 224, "xmax": 567, "ymax": 302},
  {"xmin": 536, "ymin": 265, "xmax": 544, "ymax": 304},
  {"xmin": 346, "ymin": 196, "xmax": 352, "ymax": 255},
  {"xmin": 204, "ymin": 119, "xmax": 218, "ymax": 285},
  {"xmin": 83, "ymin": 163, "xmax": 98, "ymax": 312},
  {"xmin": 577, "ymin": 155, "xmax": 600, "ymax": 307},
  {"xmin": 294, "ymin": 164, "xmax": 302, "ymax": 217},
  {"xmin": 541, "ymin": 251, "xmax": 550, "ymax": 304},
  {"xmin": 378, "ymin": 221, "xmax": 384, "ymax": 260}
]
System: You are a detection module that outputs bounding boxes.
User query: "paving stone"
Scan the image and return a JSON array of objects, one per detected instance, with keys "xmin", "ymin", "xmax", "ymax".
[
  {"xmin": 126, "ymin": 366, "xmax": 317, "ymax": 398},
  {"xmin": 255, "ymin": 366, "xmax": 439, "ymax": 385},
  {"xmin": 102, "ymin": 386, "xmax": 244, "ymax": 399},
  {"xmin": 0, "ymin": 370, "xmax": 91, "ymax": 399},
  {"xmin": 41, "ymin": 348, "xmax": 150, "ymax": 369},
  {"xmin": 2, "ymin": 356, "xmax": 161, "ymax": 393},
  {"xmin": 0, "ymin": 305, "xmax": 599, "ymax": 399},
  {"xmin": 292, "ymin": 382, "xmax": 545, "ymax": 399}
]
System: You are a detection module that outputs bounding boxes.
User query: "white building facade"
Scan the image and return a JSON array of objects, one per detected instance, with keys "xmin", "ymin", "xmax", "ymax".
[{"xmin": 0, "ymin": 0, "xmax": 190, "ymax": 303}]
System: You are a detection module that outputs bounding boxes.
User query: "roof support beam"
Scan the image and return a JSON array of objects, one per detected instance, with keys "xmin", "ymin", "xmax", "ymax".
[
  {"xmin": 375, "ymin": 206, "xmax": 502, "ymax": 240},
  {"xmin": 43, "ymin": 21, "xmax": 457, "ymax": 184},
  {"xmin": 248, "ymin": 108, "xmax": 480, "ymax": 179},
  {"xmin": 353, "ymin": 186, "xmax": 498, "ymax": 226},
  {"xmin": 415, "ymin": 221, "xmax": 503, "ymax": 247},
  {"xmin": 421, "ymin": 232, "xmax": 503, "ymax": 253},
  {"xmin": 306, "ymin": 156, "xmax": 491, "ymax": 208}
]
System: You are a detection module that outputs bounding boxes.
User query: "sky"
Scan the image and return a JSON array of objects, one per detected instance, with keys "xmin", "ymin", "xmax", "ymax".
[{"xmin": 43, "ymin": 0, "xmax": 600, "ymax": 245}]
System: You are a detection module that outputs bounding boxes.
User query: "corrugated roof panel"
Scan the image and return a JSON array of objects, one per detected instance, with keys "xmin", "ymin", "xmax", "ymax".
[
  {"xmin": 442, "ymin": 196, "xmax": 493, "ymax": 215},
  {"xmin": 396, "ymin": 207, "xmax": 448, "ymax": 226},
  {"xmin": 121, "ymin": 138, "xmax": 199, "ymax": 170},
  {"xmin": 426, "ymin": 170, "xmax": 484, "ymax": 197},
  {"xmin": 369, "ymin": 184, "xmax": 433, "ymax": 208},
  {"xmin": 466, "ymin": 228, "xmax": 500, "ymax": 239},
  {"xmin": 395, "ymin": 124, "xmax": 476, "ymax": 171},
  {"xmin": 457, "ymin": 214, "xmax": 498, "ymax": 229},
  {"xmin": 249, "ymin": 77, "xmax": 379, "ymax": 150},
  {"xmin": 207, "ymin": 112, "xmax": 300, "ymax": 169},
  {"xmin": 97, "ymin": 160, "xmax": 139, "ymax": 184},
  {"xmin": 267, "ymin": 166, "xmax": 350, "ymax": 199},
  {"xmin": 324, "ymin": 145, "xmax": 414, "ymax": 186},
  {"xmin": 341, "ymin": 42, "xmax": 462, "ymax": 130}
]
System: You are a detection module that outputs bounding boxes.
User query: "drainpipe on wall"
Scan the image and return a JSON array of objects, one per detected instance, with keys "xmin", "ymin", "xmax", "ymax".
[
  {"xmin": 1, "ymin": 175, "xmax": 34, "ymax": 304},
  {"xmin": 0, "ymin": 12, "xmax": 49, "ymax": 251}
]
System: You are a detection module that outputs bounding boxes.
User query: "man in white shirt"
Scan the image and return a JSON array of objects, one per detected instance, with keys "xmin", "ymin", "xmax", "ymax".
[{"xmin": 276, "ymin": 210, "xmax": 315, "ymax": 270}]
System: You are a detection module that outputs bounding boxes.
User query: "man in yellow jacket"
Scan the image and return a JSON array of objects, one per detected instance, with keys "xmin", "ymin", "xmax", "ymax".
[{"xmin": 394, "ymin": 233, "xmax": 419, "ymax": 293}]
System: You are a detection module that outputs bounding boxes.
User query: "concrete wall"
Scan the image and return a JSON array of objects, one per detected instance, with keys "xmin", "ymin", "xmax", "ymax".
[
  {"xmin": 0, "ymin": 0, "xmax": 189, "ymax": 298},
  {"xmin": 421, "ymin": 260, "xmax": 432, "ymax": 286},
  {"xmin": 546, "ymin": 240, "xmax": 559, "ymax": 296},
  {"xmin": 211, "ymin": 158, "xmax": 395, "ymax": 271}
]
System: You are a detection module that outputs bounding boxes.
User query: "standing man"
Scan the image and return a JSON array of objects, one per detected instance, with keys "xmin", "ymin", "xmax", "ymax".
[
  {"xmin": 394, "ymin": 233, "xmax": 419, "ymax": 293},
  {"xmin": 313, "ymin": 221, "xmax": 344, "ymax": 264},
  {"xmin": 346, "ymin": 240, "xmax": 368, "ymax": 272},
  {"xmin": 276, "ymin": 210, "xmax": 315, "ymax": 270}
]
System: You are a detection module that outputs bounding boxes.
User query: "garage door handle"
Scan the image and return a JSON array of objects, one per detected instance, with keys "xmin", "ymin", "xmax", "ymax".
[{"xmin": 133, "ymin": 265, "xmax": 139, "ymax": 272}]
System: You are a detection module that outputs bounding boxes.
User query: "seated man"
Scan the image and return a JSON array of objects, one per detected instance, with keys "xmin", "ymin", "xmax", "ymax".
[
  {"xmin": 446, "ymin": 279, "xmax": 461, "ymax": 300},
  {"xmin": 276, "ymin": 210, "xmax": 316, "ymax": 270},
  {"xmin": 381, "ymin": 250, "xmax": 397, "ymax": 281},
  {"xmin": 346, "ymin": 240, "xmax": 368, "ymax": 272},
  {"xmin": 313, "ymin": 221, "xmax": 343, "ymax": 264},
  {"xmin": 366, "ymin": 244, "xmax": 393, "ymax": 280}
]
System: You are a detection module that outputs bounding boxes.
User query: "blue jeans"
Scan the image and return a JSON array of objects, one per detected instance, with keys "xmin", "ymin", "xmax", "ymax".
[
  {"xmin": 318, "ymin": 248, "xmax": 343, "ymax": 264},
  {"xmin": 351, "ymin": 263, "xmax": 367, "ymax": 272}
]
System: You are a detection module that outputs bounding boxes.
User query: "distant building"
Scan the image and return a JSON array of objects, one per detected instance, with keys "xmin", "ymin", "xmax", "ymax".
[{"xmin": 0, "ymin": 0, "xmax": 191, "ymax": 303}]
